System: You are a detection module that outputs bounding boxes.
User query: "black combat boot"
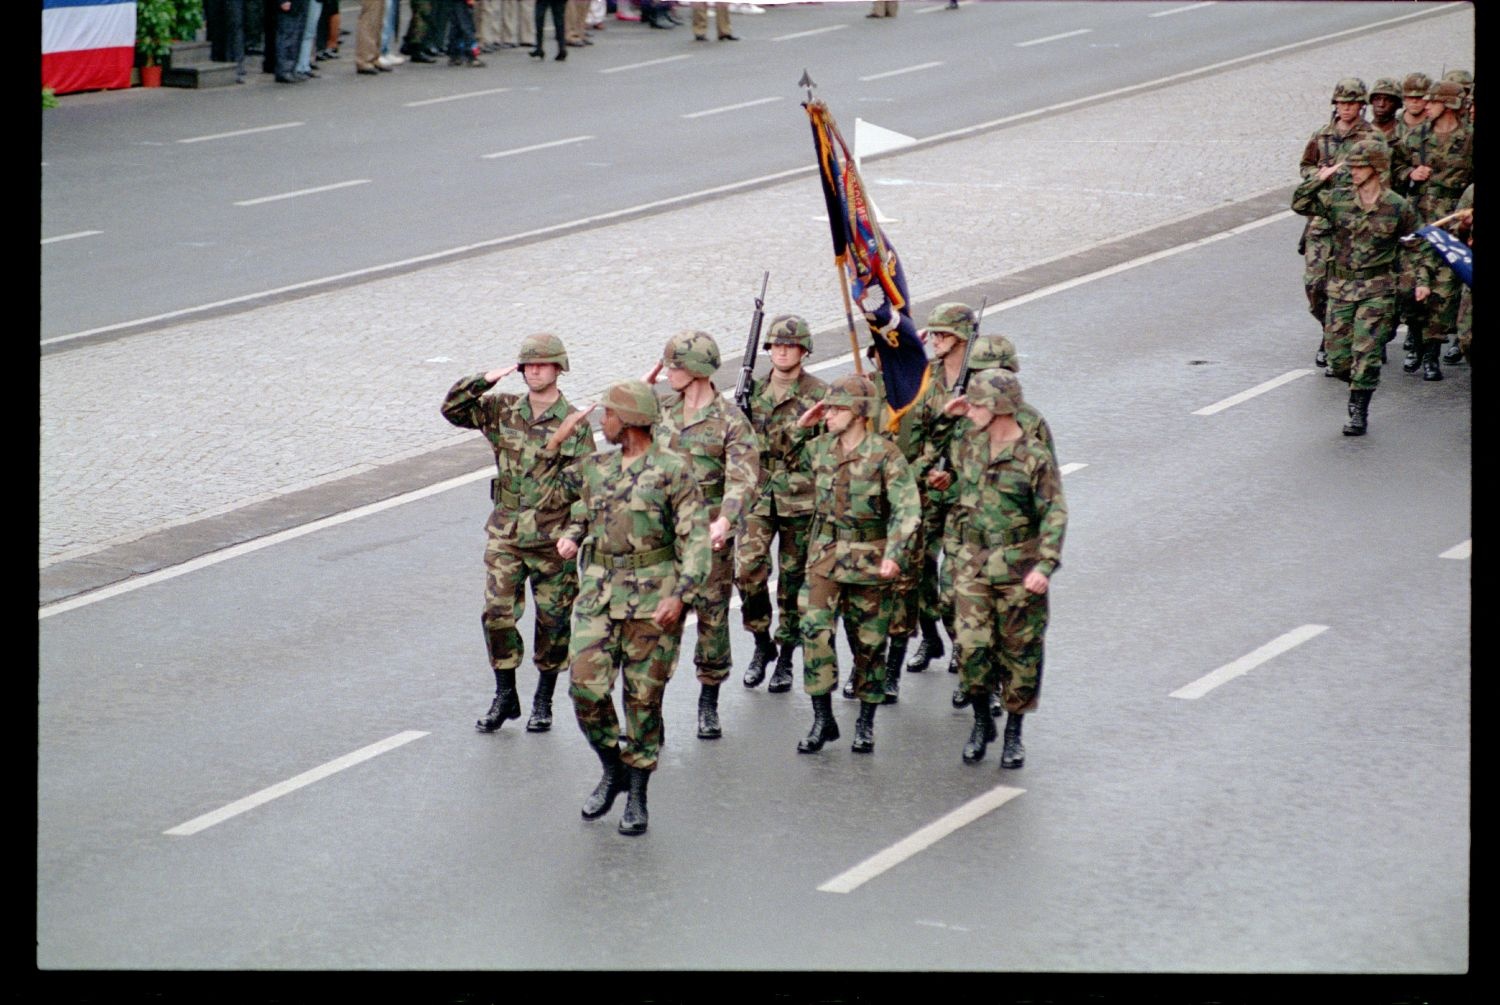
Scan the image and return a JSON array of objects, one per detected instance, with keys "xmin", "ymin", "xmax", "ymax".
[
  {"xmin": 851, "ymin": 701, "xmax": 877, "ymax": 753},
  {"xmin": 841, "ymin": 675, "xmax": 857, "ymax": 699},
  {"xmin": 697, "ymin": 682, "xmax": 722, "ymax": 739},
  {"xmin": 476, "ymin": 666, "xmax": 522, "ymax": 732},
  {"xmin": 1422, "ymin": 340, "xmax": 1444, "ymax": 381},
  {"xmin": 989, "ymin": 692, "xmax": 1004, "ymax": 717},
  {"xmin": 1000, "ymin": 713, "xmax": 1026, "ymax": 769},
  {"xmin": 905, "ymin": 617, "xmax": 944, "ymax": 672},
  {"xmin": 767, "ymin": 642, "xmax": 796, "ymax": 693},
  {"xmin": 882, "ymin": 636, "xmax": 908, "ymax": 704},
  {"xmin": 581, "ymin": 745, "xmax": 627, "ymax": 819},
  {"xmin": 1342, "ymin": 388, "xmax": 1371, "ymax": 436},
  {"xmin": 743, "ymin": 630, "xmax": 776, "ymax": 688},
  {"xmin": 796, "ymin": 693, "xmax": 840, "ymax": 753},
  {"xmin": 961, "ymin": 696, "xmax": 997, "ymax": 763},
  {"xmin": 618, "ymin": 766, "xmax": 651, "ymax": 836},
  {"xmin": 1442, "ymin": 338, "xmax": 1464, "ymax": 365},
  {"xmin": 1315, "ymin": 341, "xmax": 1328, "ymax": 367},
  {"xmin": 525, "ymin": 671, "xmax": 558, "ymax": 732},
  {"xmin": 1402, "ymin": 330, "xmax": 1421, "ymax": 372},
  {"xmin": 945, "ymin": 644, "xmax": 961, "ymax": 674}
]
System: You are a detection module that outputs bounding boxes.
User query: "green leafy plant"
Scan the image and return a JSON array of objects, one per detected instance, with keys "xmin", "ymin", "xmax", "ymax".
[{"xmin": 135, "ymin": 0, "xmax": 205, "ymax": 67}]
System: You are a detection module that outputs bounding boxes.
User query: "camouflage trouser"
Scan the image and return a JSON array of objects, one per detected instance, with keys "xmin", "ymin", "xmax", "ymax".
[
  {"xmin": 568, "ymin": 613, "xmax": 683, "ymax": 772},
  {"xmin": 1381, "ymin": 289, "xmax": 1429, "ymax": 347},
  {"xmin": 735, "ymin": 508, "xmax": 813, "ymax": 645},
  {"xmin": 482, "ymin": 534, "xmax": 578, "ymax": 675},
  {"xmin": 799, "ymin": 572, "xmax": 891, "ymax": 701},
  {"xmin": 1422, "ymin": 268, "xmax": 1462, "ymax": 342},
  {"xmin": 1457, "ymin": 284, "xmax": 1472, "ymax": 358},
  {"xmin": 1303, "ymin": 231, "xmax": 1333, "ymax": 325},
  {"xmin": 917, "ymin": 496, "xmax": 954, "ymax": 635},
  {"xmin": 691, "ymin": 539, "xmax": 734, "ymax": 685},
  {"xmin": 1324, "ymin": 294, "xmax": 1393, "ymax": 390},
  {"xmin": 954, "ymin": 573, "xmax": 1047, "ymax": 714}
]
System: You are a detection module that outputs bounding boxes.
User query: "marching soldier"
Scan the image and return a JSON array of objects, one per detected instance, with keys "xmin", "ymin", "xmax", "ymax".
[
  {"xmin": 1395, "ymin": 72, "xmax": 1435, "ymax": 373},
  {"xmin": 735, "ymin": 315, "xmax": 829, "ymax": 695},
  {"xmin": 791, "ymin": 375, "xmax": 920, "ymax": 754},
  {"xmin": 1368, "ymin": 78, "xmax": 1404, "ymax": 186},
  {"xmin": 941, "ymin": 369, "xmax": 1067, "ymax": 770},
  {"xmin": 644, "ymin": 331, "xmax": 759, "ymax": 740},
  {"xmin": 552, "ymin": 381, "xmax": 711, "ymax": 836},
  {"xmin": 439, "ymin": 334, "xmax": 594, "ymax": 735}
]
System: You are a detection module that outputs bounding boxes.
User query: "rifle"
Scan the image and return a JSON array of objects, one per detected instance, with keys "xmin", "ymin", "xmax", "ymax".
[
  {"xmin": 734, "ymin": 271, "xmax": 770, "ymax": 416},
  {"xmin": 932, "ymin": 296, "xmax": 988, "ymax": 475}
]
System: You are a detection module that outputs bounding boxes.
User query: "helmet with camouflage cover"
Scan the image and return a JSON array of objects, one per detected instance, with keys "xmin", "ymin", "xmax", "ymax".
[
  {"xmin": 601, "ymin": 379, "xmax": 660, "ymax": 427},
  {"xmin": 966, "ymin": 334, "xmax": 1021, "ymax": 374},
  {"xmin": 925, "ymin": 302, "xmax": 978, "ymax": 342},
  {"xmin": 661, "ymin": 330, "xmax": 721, "ymax": 378},
  {"xmin": 517, "ymin": 332, "xmax": 569, "ymax": 371},
  {"xmin": 965, "ymin": 369, "xmax": 1024, "ymax": 416},
  {"xmin": 1402, "ymin": 72, "xmax": 1433, "ymax": 98},
  {"xmin": 1442, "ymin": 68, "xmax": 1474, "ymax": 94},
  {"xmin": 763, "ymin": 313, "xmax": 813, "ymax": 353},
  {"xmin": 1331, "ymin": 77, "xmax": 1368, "ymax": 103},
  {"xmin": 823, "ymin": 374, "xmax": 880, "ymax": 419},
  {"xmin": 1344, "ymin": 138, "xmax": 1389, "ymax": 174},
  {"xmin": 1427, "ymin": 79, "xmax": 1465, "ymax": 110},
  {"xmin": 1369, "ymin": 77, "xmax": 1403, "ymax": 101}
]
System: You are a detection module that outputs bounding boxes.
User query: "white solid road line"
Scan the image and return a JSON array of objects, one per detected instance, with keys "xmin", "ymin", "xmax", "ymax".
[
  {"xmin": 859, "ymin": 62, "xmax": 944, "ymax": 83},
  {"xmin": 1169, "ymin": 625, "xmax": 1329, "ymax": 700},
  {"xmin": 1015, "ymin": 28, "xmax": 1093, "ymax": 47},
  {"xmin": 772, "ymin": 25, "xmax": 848, "ymax": 41},
  {"xmin": 405, "ymin": 88, "xmax": 510, "ymax": 108},
  {"xmin": 1150, "ymin": 2, "xmax": 1217, "ymax": 18},
  {"xmin": 599, "ymin": 54, "xmax": 692, "ymax": 74},
  {"xmin": 164, "ymin": 730, "xmax": 428, "ymax": 836},
  {"xmin": 234, "ymin": 179, "xmax": 371, "ymax": 207},
  {"xmin": 1192, "ymin": 369, "xmax": 1312, "ymax": 416},
  {"xmin": 481, "ymin": 135, "xmax": 594, "ymax": 159},
  {"xmin": 177, "ymin": 122, "xmax": 304, "ymax": 144},
  {"xmin": 818, "ymin": 785, "xmax": 1025, "ymax": 893},
  {"xmin": 1439, "ymin": 539, "xmax": 1471, "ymax": 560},
  {"xmin": 41, "ymin": 230, "xmax": 102, "ymax": 245},
  {"xmin": 1059, "ymin": 462, "xmax": 1087, "ymax": 475},
  {"xmin": 682, "ymin": 96, "xmax": 783, "ymax": 120}
]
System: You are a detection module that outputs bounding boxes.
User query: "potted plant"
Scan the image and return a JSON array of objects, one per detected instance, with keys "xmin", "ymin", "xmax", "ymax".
[{"xmin": 135, "ymin": 0, "xmax": 204, "ymax": 87}]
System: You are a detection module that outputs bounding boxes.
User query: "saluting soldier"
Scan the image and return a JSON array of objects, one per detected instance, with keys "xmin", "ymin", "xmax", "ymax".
[
  {"xmin": 735, "ymin": 315, "xmax": 829, "ymax": 695},
  {"xmin": 941, "ymin": 369, "xmax": 1067, "ymax": 771},
  {"xmin": 552, "ymin": 381, "xmax": 711, "ymax": 836},
  {"xmin": 791, "ymin": 375, "xmax": 920, "ymax": 755},
  {"xmin": 644, "ymin": 331, "xmax": 759, "ymax": 740},
  {"xmin": 439, "ymin": 334, "xmax": 595, "ymax": 735}
]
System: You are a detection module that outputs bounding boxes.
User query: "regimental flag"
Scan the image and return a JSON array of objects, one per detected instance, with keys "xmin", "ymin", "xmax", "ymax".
[
  {"xmin": 805, "ymin": 99, "xmax": 930, "ymax": 428},
  {"xmin": 42, "ymin": 0, "xmax": 136, "ymax": 96},
  {"xmin": 1414, "ymin": 224, "xmax": 1473, "ymax": 288}
]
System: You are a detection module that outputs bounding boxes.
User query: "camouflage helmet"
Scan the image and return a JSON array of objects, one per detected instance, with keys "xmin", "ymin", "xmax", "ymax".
[
  {"xmin": 925, "ymin": 302, "xmax": 978, "ymax": 342},
  {"xmin": 600, "ymin": 379, "xmax": 660, "ymax": 427},
  {"xmin": 1402, "ymin": 72, "xmax": 1433, "ymax": 98},
  {"xmin": 517, "ymin": 332, "xmax": 569, "ymax": 371},
  {"xmin": 1442, "ymin": 68, "xmax": 1474, "ymax": 94},
  {"xmin": 1369, "ymin": 77, "xmax": 1403, "ymax": 101},
  {"xmin": 1427, "ymin": 80, "xmax": 1465, "ymax": 110},
  {"xmin": 661, "ymin": 329, "xmax": 721, "ymax": 378},
  {"xmin": 1331, "ymin": 77, "xmax": 1368, "ymax": 103},
  {"xmin": 1344, "ymin": 139, "xmax": 1389, "ymax": 174},
  {"xmin": 763, "ymin": 313, "xmax": 813, "ymax": 353},
  {"xmin": 967, "ymin": 334, "xmax": 1021, "ymax": 374},
  {"xmin": 823, "ymin": 373, "xmax": 880, "ymax": 419},
  {"xmin": 965, "ymin": 369, "xmax": 1024, "ymax": 416}
]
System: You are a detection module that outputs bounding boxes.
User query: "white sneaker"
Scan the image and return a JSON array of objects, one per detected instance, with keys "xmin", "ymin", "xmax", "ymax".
[{"xmin": 378, "ymin": 53, "xmax": 405, "ymax": 67}]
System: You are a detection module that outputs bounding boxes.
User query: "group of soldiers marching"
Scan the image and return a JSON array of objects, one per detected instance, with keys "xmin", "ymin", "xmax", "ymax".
[
  {"xmin": 441, "ymin": 305, "xmax": 1067, "ymax": 836},
  {"xmin": 1291, "ymin": 69, "xmax": 1474, "ymax": 436}
]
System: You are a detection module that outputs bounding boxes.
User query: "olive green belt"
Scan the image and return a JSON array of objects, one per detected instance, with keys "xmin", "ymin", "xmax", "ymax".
[
  {"xmin": 597, "ymin": 543, "xmax": 676, "ymax": 570},
  {"xmin": 962, "ymin": 526, "xmax": 1033, "ymax": 548},
  {"xmin": 814, "ymin": 520, "xmax": 886, "ymax": 544},
  {"xmin": 1328, "ymin": 263, "xmax": 1392, "ymax": 281}
]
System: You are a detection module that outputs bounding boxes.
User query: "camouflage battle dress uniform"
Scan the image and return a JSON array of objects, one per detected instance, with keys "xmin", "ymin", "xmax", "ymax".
[
  {"xmin": 793, "ymin": 375, "xmax": 920, "ymax": 755},
  {"xmin": 560, "ymin": 381, "xmax": 710, "ymax": 835},
  {"xmin": 1293, "ymin": 140, "xmax": 1429, "ymax": 435},
  {"xmin": 949, "ymin": 370, "xmax": 1067, "ymax": 770},
  {"xmin": 650, "ymin": 331, "xmax": 759, "ymax": 738},
  {"xmin": 439, "ymin": 334, "xmax": 594, "ymax": 733},
  {"xmin": 735, "ymin": 316, "xmax": 828, "ymax": 693},
  {"xmin": 1391, "ymin": 72, "xmax": 1435, "ymax": 372}
]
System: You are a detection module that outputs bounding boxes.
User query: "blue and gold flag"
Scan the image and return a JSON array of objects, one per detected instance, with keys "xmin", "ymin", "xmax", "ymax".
[{"xmin": 1414, "ymin": 224, "xmax": 1473, "ymax": 288}]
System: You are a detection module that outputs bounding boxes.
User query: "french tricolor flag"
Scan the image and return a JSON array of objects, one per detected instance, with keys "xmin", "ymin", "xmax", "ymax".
[{"xmin": 42, "ymin": 0, "xmax": 137, "ymax": 95}]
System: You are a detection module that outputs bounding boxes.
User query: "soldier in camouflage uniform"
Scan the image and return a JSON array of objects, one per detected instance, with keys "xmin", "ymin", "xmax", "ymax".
[
  {"xmin": 1395, "ymin": 79, "xmax": 1474, "ymax": 375},
  {"xmin": 941, "ymin": 369, "xmax": 1067, "ymax": 770},
  {"xmin": 644, "ymin": 331, "xmax": 759, "ymax": 740},
  {"xmin": 735, "ymin": 315, "xmax": 829, "ymax": 695},
  {"xmin": 1300, "ymin": 78, "xmax": 1385, "ymax": 371},
  {"xmin": 1368, "ymin": 78, "xmax": 1404, "ymax": 193},
  {"xmin": 790, "ymin": 375, "xmax": 920, "ymax": 754},
  {"xmin": 552, "ymin": 381, "xmax": 711, "ymax": 836},
  {"xmin": 1443, "ymin": 68, "xmax": 1473, "ymax": 125},
  {"xmin": 1394, "ymin": 72, "xmax": 1435, "ymax": 373},
  {"xmin": 1293, "ymin": 140, "xmax": 1430, "ymax": 435},
  {"xmin": 439, "ymin": 334, "xmax": 595, "ymax": 735}
]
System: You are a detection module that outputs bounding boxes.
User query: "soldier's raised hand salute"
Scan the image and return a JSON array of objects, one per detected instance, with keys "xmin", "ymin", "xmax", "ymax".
[
  {"xmin": 545, "ymin": 402, "xmax": 597, "ymax": 453},
  {"xmin": 797, "ymin": 401, "xmax": 827, "ymax": 428},
  {"xmin": 483, "ymin": 364, "xmax": 519, "ymax": 383}
]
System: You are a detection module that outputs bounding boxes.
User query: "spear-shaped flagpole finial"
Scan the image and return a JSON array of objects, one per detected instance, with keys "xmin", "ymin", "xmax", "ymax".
[{"xmin": 799, "ymin": 69, "xmax": 816, "ymax": 103}]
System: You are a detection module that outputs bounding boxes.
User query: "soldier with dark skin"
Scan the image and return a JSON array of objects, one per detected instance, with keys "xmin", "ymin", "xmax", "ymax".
[
  {"xmin": 439, "ymin": 334, "xmax": 594, "ymax": 735},
  {"xmin": 735, "ymin": 315, "xmax": 829, "ymax": 695},
  {"xmin": 941, "ymin": 370, "xmax": 1067, "ymax": 770},
  {"xmin": 549, "ymin": 381, "xmax": 710, "ymax": 836},
  {"xmin": 1395, "ymin": 72, "xmax": 1434, "ymax": 374},
  {"xmin": 643, "ymin": 331, "xmax": 759, "ymax": 740}
]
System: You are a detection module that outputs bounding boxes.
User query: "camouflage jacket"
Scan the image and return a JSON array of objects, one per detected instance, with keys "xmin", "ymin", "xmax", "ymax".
[
  {"xmin": 1292, "ymin": 176, "xmax": 1429, "ymax": 300},
  {"xmin": 911, "ymin": 362, "xmax": 972, "ymax": 508},
  {"xmin": 947, "ymin": 427, "xmax": 1067, "ymax": 586},
  {"xmin": 560, "ymin": 444, "xmax": 711, "ymax": 619},
  {"xmin": 744, "ymin": 370, "xmax": 828, "ymax": 517},
  {"xmin": 800, "ymin": 429, "xmax": 921, "ymax": 585},
  {"xmin": 1299, "ymin": 119, "xmax": 1384, "ymax": 239},
  {"xmin": 653, "ymin": 388, "xmax": 759, "ymax": 532},
  {"xmin": 1395, "ymin": 121, "xmax": 1474, "ymax": 217},
  {"xmin": 440, "ymin": 375, "xmax": 594, "ymax": 547}
]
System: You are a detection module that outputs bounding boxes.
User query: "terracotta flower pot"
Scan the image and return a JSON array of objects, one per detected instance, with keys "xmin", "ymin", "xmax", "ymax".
[{"xmin": 141, "ymin": 64, "xmax": 163, "ymax": 87}]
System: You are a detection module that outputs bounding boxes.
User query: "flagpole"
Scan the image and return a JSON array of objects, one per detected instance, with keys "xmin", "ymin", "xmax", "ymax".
[{"xmin": 835, "ymin": 256, "xmax": 866, "ymax": 376}]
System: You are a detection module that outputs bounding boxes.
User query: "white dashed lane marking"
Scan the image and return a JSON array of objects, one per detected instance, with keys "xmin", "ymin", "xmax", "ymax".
[{"xmin": 1169, "ymin": 625, "xmax": 1329, "ymax": 700}]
